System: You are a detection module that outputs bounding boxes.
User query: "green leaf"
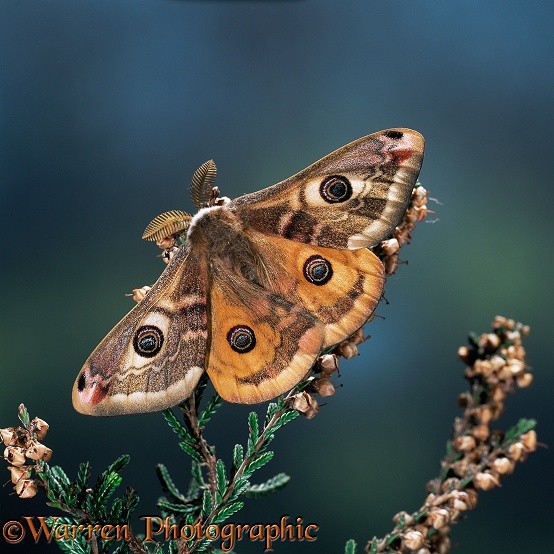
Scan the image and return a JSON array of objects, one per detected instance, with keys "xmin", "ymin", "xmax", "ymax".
[
  {"xmin": 232, "ymin": 444, "xmax": 244, "ymax": 471},
  {"xmin": 246, "ymin": 451, "xmax": 274, "ymax": 473},
  {"xmin": 121, "ymin": 487, "xmax": 140, "ymax": 522},
  {"xmin": 272, "ymin": 409, "xmax": 299, "ymax": 431},
  {"xmin": 157, "ymin": 498, "xmax": 197, "ymax": 515},
  {"xmin": 345, "ymin": 539, "xmax": 358, "ymax": 554},
  {"xmin": 504, "ymin": 418, "xmax": 537, "ymax": 443},
  {"xmin": 156, "ymin": 464, "xmax": 186, "ymax": 502},
  {"xmin": 201, "ymin": 489, "xmax": 213, "ymax": 518},
  {"xmin": 188, "ymin": 460, "xmax": 204, "ymax": 496},
  {"xmin": 368, "ymin": 537, "xmax": 379, "ymax": 554},
  {"xmin": 247, "ymin": 412, "xmax": 259, "ymax": 457},
  {"xmin": 198, "ymin": 393, "xmax": 223, "ymax": 427},
  {"xmin": 228, "ymin": 477, "xmax": 250, "ymax": 502},
  {"xmin": 104, "ymin": 454, "xmax": 131, "ymax": 475},
  {"xmin": 111, "ymin": 497, "xmax": 123, "ymax": 521},
  {"xmin": 18, "ymin": 404, "xmax": 30, "ymax": 427},
  {"xmin": 91, "ymin": 472, "xmax": 123, "ymax": 518},
  {"xmin": 216, "ymin": 459, "xmax": 227, "ymax": 498},
  {"xmin": 265, "ymin": 401, "xmax": 280, "ymax": 424},
  {"xmin": 211, "ymin": 501, "xmax": 244, "ymax": 524},
  {"xmin": 163, "ymin": 409, "xmax": 196, "ymax": 444},
  {"xmin": 468, "ymin": 331, "xmax": 480, "ymax": 348},
  {"xmin": 245, "ymin": 472, "xmax": 290, "ymax": 497},
  {"xmin": 41, "ymin": 464, "xmax": 68, "ymax": 499},
  {"xmin": 75, "ymin": 461, "xmax": 91, "ymax": 491},
  {"xmin": 51, "ymin": 465, "xmax": 71, "ymax": 487},
  {"xmin": 179, "ymin": 441, "xmax": 204, "ymax": 463}
]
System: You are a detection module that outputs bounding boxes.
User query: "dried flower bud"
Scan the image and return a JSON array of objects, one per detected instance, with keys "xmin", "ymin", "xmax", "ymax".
[
  {"xmin": 427, "ymin": 508, "xmax": 450, "ymax": 530},
  {"xmin": 465, "ymin": 488, "xmax": 478, "ymax": 509},
  {"xmin": 381, "ymin": 238, "xmax": 399, "ymax": 256},
  {"xmin": 312, "ymin": 378, "xmax": 335, "ymax": 397},
  {"xmin": 471, "ymin": 423, "xmax": 490, "ymax": 442},
  {"xmin": 453, "ymin": 435, "xmax": 476, "ymax": 452},
  {"xmin": 335, "ymin": 341, "xmax": 358, "ymax": 359},
  {"xmin": 457, "ymin": 346, "xmax": 472, "ymax": 364},
  {"xmin": 414, "ymin": 524, "xmax": 429, "ymax": 538},
  {"xmin": 30, "ymin": 418, "xmax": 49, "ymax": 441},
  {"xmin": 350, "ymin": 327, "xmax": 365, "ymax": 345},
  {"xmin": 413, "ymin": 205, "xmax": 429, "ymax": 222},
  {"xmin": 4, "ymin": 446, "xmax": 26, "ymax": 467},
  {"xmin": 492, "ymin": 457, "xmax": 515, "ymax": 475},
  {"xmin": 492, "ymin": 315, "xmax": 508, "ymax": 329},
  {"xmin": 402, "ymin": 530, "xmax": 425, "ymax": 550},
  {"xmin": 507, "ymin": 441, "xmax": 525, "ymax": 462},
  {"xmin": 489, "ymin": 355, "xmax": 506, "ymax": 371},
  {"xmin": 474, "ymin": 471, "xmax": 500, "ymax": 490},
  {"xmin": 393, "ymin": 511, "xmax": 415, "ymax": 526},
  {"xmin": 384, "ymin": 252, "xmax": 399, "ymax": 274},
  {"xmin": 450, "ymin": 458, "xmax": 472, "ymax": 478},
  {"xmin": 424, "ymin": 493, "xmax": 437, "ymax": 505},
  {"xmin": 491, "ymin": 385, "xmax": 506, "ymax": 403},
  {"xmin": 475, "ymin": 405, "xmax": 493, "ymax": 424},
  {"xmin": 8, "ymin": 465, "xmax": 31, "ymax": 484},
  {"xmin": 506, "ymin": 359, "xmax": 525, "ymax": 375},
  {"xmin": 25, "ymin": 440, "xmax": 52, "ymax": 461},
  {"xmin": 0, "ymin": 427, "xmax": 19, "ymax": 447},
  {"xmin": 412, "ymin": 185, "xmax": 428, "ymax": 207},
  {"xmin": 521, "ymin": 430, "xmax": 537, "ymax": 452},
  {"xmin": 440, "ymin": 477, "xmax": 461, "ymax": 493},
  {"xmin": 317, "ymin": 354, "xmax": 339, "ymax": 376},
  {"xmin": 516, "ymin": 372, "xmax": 533, "ymax": 388},
  {"xmin": 290, "ymin": 392, "xmax": 319, "ymax": 419},
  {"xmin": 449, "ymin": 490, "xmax": 471, "ymax": 511},
  {"xmin": 129, "ymin": 286, "xmax": 151, "ymax": 302},
  {"xmin": 394, "ymin": 225, "xmax": 413, "ymax": 245},
  {"xmin": 457, "ymin": 392, "xmax": 471, "ymax": 407},
  {"xmin": 15, "ymin": 479, "xmax": 38, "ymax": 499},
  {"xmin": 435, "ymin": 534, "xmax": 452, "ymax": 554}
]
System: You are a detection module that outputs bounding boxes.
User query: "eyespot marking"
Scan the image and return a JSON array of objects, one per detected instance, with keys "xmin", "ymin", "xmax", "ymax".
[
  {"xmin": 77, "ymin": 373, "xmax": 86, "ymax": 392},
  {"xmin": 319, "ymin": 175, "xmax": 352, "ymax": 204},
  {"xmin": 303, "ymin": 255, "xmax": 333, "ymax": 286},
  {"xmin": 227, "ymin": 325, "xmax": 256, "ymax": 354},
  {"xmin": 133, "ymin": 325, "xmax": 164, "ymax": 358}
]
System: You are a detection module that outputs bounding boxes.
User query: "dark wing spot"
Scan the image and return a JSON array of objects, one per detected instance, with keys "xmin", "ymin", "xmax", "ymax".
[
  {"xmin": 303, "ymin": 255, "xmax": 333, "ymax": 286},
  {"xmin": 384, "ymin": 130, "xmax": 403, "ymax": 140}
]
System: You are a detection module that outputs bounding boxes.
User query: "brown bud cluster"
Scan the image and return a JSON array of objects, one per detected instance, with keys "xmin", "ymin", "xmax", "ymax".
[
  {"xmin": 449, "ymin": 317, "xmax": 536, "ymax": 492},
  {"xmin": 375, "ymin": 184, "xmax": 431, "ymax": 274},
  {"xmin": 365, "ymin": 317, "xmax": 536, "ymax": 554},
  {"xmin": 1, "ymin": 410, "xmax": 51, "ymax": 499},
  {"xmin": 297, "ymin": 326, "xmax": 371, "ymax": 410}
]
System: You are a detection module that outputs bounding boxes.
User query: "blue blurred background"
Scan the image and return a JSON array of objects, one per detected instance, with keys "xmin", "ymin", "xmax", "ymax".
[{"xmin": 1, "ymin": 1, "xmax": 553, "ymax": 552}]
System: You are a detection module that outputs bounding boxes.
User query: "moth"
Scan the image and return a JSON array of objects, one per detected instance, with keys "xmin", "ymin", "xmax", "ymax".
[{"xmin": 73, "ymin": 128, "xmax": 424, "ymax": 415}]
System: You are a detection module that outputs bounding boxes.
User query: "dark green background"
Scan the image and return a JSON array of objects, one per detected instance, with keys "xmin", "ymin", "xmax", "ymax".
[{"xmin": 1, "ymin": 1, "xmax": 552, "ymax": 553}]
